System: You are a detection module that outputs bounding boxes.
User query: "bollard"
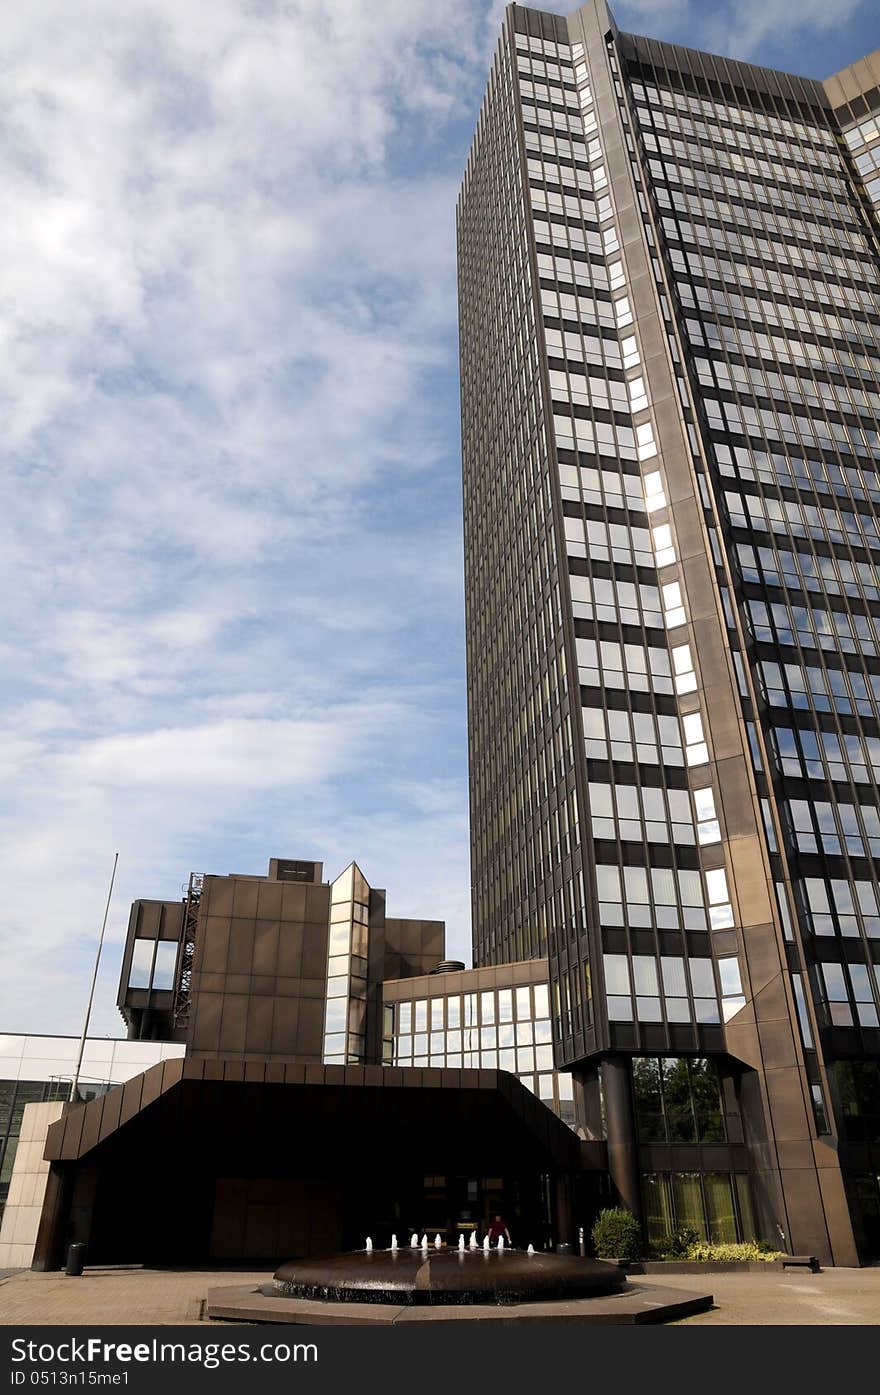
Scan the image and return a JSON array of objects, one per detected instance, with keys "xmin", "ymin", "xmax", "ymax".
[{"xmin": 65, "ymin": 1242, "xmax": 86, "ymax": 1277}]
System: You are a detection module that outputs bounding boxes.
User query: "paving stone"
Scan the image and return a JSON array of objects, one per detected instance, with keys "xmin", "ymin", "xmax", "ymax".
[
  {"xmin": 1, "ymin": 1265, "xmax": 878, "ymax": 1326},
  {"xmin": 205, "ymin": 1280, "xmax": 713, "ymax": 1325}
]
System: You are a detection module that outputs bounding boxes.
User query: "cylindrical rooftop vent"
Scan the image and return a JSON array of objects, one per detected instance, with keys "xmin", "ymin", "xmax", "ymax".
[{"xmin": 430, "ymin": 959, "xmax": 466, "ymax": 974}]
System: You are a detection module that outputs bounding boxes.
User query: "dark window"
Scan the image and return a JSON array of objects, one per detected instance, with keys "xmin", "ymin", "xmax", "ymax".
[
  {"xmin": 846, "ymin": 1173, "xmax": 880, "ymax": 1258},
  {"xmin": 0, "ymin": 1083, "xmax": 13, "ymax": 1134},
  {"xmin": 631, "ymin": 1057, "xmax": 664, "ymax": 1140},
  {"xmin": 690, "ymin": 1058, "xmax": 727, "ymax": 1142},
  {"xmin": 632, "ymin": 1055, "xmax": 726, "ymax": 1143},
  {"xmin": 642, "ymin": 1170, "xmax": 749, "ymax": 1245},
  {"xmin": 833, "ymin": 1061, "xmax": 880, "ymax": 1142},
  {"xmin": 274, "ymin": 860, "xmax": 318, "ymax": 882},
  {"xmin": 811, "ymin": 1083, "xmax": 831, "ymax": 1135}
]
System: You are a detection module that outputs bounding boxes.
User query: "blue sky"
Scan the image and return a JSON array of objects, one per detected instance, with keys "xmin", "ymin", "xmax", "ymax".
[{"xmin": 1, "ymin": 0, "xmax": 877, "ymax": 1037}]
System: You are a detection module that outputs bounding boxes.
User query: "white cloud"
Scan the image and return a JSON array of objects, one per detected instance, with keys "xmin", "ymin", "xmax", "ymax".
[
  {"xmin": 8, "ymin": 0, "xmax": 867, "ymax": 1042},
  {"xmin": 697, "ymin": 0, "xmax": 867, "ymax": 61},
  {"xmin": 0, "ymin": 0, "xmax": 484, "ymax": 1036},
  {"xmin": 57, "ymin": 709, "xmax": 393, "ymax": 788},
  {"xmin": 0, "ymin": 686, "xmax": 467, "ymax": 1034},
  {"xmin": 615, "ymin": 0, "xmax": 869, "ymax": 61}
]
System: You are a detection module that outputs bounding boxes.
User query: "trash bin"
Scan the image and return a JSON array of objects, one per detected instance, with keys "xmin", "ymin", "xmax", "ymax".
[{"xmin": 65, "ymin": 1243, "xmax": 86, "ymax": 1277}]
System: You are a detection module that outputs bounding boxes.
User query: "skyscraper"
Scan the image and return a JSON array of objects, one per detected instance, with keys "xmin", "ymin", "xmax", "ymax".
[{"xmin": 458, "ymin": 2, "xmax": 880, "ymax": 1263}]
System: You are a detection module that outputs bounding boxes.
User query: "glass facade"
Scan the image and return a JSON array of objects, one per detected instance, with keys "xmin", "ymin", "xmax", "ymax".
[
  {"xmin": 458, "ymin": 24, "xmax": 588, "ymax": 996},
  {"xmin": 323, "ymin": 863, "xmax": 371, "ymax": 1065},
  {"xmin": 386, "ymin": 979, "xmax": 575, "ymax": 1126},
  {"xmin": 631, "ymin": 1056, "xmax": 725, "ymax": 1144},
  {"xmin": 460, "ymin": 3, "xmax": 880, "ymax": 1261},
  {"xmin": 460, "ymin": 13, "xmax": 752, "ymax": 1072},
  {"xmin": 0, "ymin": 1080, "xmax": 69, "ymax": 1210},
  {"xmin": 629, "ymin": 66, "xmax": 880, "ymax": 976},
  {"xmin": 841, "ymin": 112, "xmax": 880, "ymax": 214},
  {"xmin": 618, "ymin": 29, "xmax": 880, "ymax": 1184},
  {"xmin": 642, "ymin": 1169, "xmax": 754, "ymax": 1245}
]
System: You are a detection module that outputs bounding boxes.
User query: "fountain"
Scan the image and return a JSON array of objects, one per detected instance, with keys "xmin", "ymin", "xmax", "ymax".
[
  {"xmin": 434, "ymin": 1234, "xmax": 442, "ymax": 1249},
  {"xmin": 208, "ymin": 1233, "xmax": 713, "ymax": 1324},
  {"xmin": 269, "ymin": 1245, "xmax": 634, "ymax": 1309},
  {"xmin": 469, "ymin": 1232, "xmax": 478, "ymax": 1250},
  {"xmin": 498, "ymin": 1235, "xmax": 504, "ymax": 1252}
]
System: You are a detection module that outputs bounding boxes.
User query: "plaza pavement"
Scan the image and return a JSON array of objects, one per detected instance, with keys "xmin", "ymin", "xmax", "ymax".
[{"xmin": 0, "ymin": 1264, "xmax": 878, "ymax": 1325}]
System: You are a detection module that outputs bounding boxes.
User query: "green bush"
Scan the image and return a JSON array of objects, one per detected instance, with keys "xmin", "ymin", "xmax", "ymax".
[
  {"xmin": 668, "ymin": 1225, "xmax": 700, "ymax": 1257},
  {"xmin": 649, "ymin": 1234, "xmax": 782, "ymax": 1263},
  {"xmin": 591, "ymin": 1208, "xmax": 642, "ymax": 1260},
  {"xmin": 685, "ymin": 1241, "xmax": 781, "ymax": 1263},
  {"xmin": 648, "ymin": 1225, "xmax": 700, "ymax": 1260}
]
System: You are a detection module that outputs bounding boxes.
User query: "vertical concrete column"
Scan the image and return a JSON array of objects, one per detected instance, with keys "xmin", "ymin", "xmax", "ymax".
[
  {"xmin": 601, "ymin": 1056, "xmax": 642, "ymax": 1225},
  {"xmin": 0, "ymin": 1100, "xmax": 66, "ymax": 1270},
  {"xmin": 573, "ymin": 1066, "xmax": 603, "ymax": 1141},
  {"xmin": 31, "ymin": 1164, "xmax": 72, "ymax": 1272}
]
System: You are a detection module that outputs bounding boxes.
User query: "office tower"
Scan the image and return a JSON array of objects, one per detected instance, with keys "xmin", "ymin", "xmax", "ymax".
[
  {"xmin": 458, "ymin": 1, "xmax": 880, "ymax": 1262},
  {"xmin": 826, "ymin": 51, "xmax": 880, "ymax": 216}
]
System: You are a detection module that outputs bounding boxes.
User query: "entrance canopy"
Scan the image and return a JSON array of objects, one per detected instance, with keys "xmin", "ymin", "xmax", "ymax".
[
  {"xmin": 38, "ymin": 1059, "xmax": 584, "ymax": 1266},
  {"xmin": 45, "ymin": 1057, "xmax": 582, "ymax": 1169}
]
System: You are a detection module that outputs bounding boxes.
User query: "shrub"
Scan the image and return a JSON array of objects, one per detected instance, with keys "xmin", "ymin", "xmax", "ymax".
[
  {"xmin": 648, "ymin": 1233, "xmax": 782, "ymax": 1263},
  {"xmin": 667, "ymin": 1225, "xmax": 700, "ymax": 1258},
  {"xmin": 647, "ymin": 1226, "xmax": 699, "ymax": 1261},
  {"xmin": 591, "ymin": 1208, "xmax": 642, "ymax": 1260},
  {"xmin": 685, "ymin": 1241, "xmax": 781, "ymax": 1263}
]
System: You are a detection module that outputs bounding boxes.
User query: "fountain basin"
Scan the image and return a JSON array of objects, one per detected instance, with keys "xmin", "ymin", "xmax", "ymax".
[{"xmin": 270, "ymin": 1248, "xmax": 626, "ymax": 1306}]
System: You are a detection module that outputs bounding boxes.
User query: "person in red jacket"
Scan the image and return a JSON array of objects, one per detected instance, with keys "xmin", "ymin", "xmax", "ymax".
[{"xmin": 487, "ymin": 1214, "xmax": 511, "ymax": 1245}]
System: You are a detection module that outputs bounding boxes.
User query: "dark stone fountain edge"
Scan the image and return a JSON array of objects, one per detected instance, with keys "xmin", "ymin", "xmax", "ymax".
[
  {"xmin": 207, "ymin": 1246, "xmax": 714, "ymax": 1324},
  {"xmin": 205, "ymin": 1280, "xmax": 714, "ymax": 1326},
  {"xmin": 271, "ymin": 1248, "xmax": 627, "ymax": 1306}
]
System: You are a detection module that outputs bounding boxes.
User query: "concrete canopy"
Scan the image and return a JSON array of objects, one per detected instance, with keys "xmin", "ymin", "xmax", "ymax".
[{"xmin": 36, "ymin": 1061, "xmax": 585, "ymax": 1268}]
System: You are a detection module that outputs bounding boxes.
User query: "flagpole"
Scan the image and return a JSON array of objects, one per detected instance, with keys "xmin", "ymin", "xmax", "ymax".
[{"xmin": 69, "ymin": 853, "xmax": 119, "ymax": 1104}]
